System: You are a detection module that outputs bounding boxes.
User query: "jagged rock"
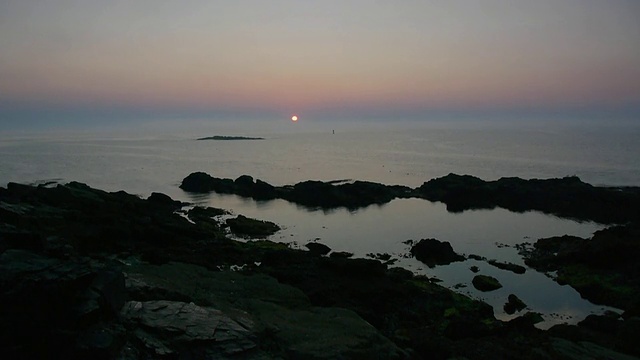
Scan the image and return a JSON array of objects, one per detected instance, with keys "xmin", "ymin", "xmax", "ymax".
[
  {"xmin": 472, "ymin": 275, "xmax": 503, "ymax": 292},
  {"xmin": 504, "ymin": 294, "xmax": 527, "ymax": 314},
  {"xmin": 180, "ymin": 172, "xmax": 413, "ymax": 209},
  {"xmin": 125, "ymin": 262, "xmax": 406, "ymax": 359},
  {"xmin": 121, "ymin": 300, "xmax": 257, "ymax": 358},
  {"xmin": 410, "ymin": 238, "xmax": 464, "ymax": 267}
]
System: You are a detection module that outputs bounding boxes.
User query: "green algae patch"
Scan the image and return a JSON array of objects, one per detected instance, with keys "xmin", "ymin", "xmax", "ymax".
[
  {"xmin": 226, "ymin": 215, "xmax": 280, "ymax": 238},
  {"xmin": 245, "ymin": 240, "xmax": 291, "ymax": 251},
  {"xmin": 556, "ymin": 264, "xmax": 637, "ymax": 309}
]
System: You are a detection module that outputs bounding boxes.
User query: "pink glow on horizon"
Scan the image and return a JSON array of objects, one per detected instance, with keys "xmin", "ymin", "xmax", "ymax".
[{"xmin": 1, "ymin": 1, "xmax": 639, "ymax": 121}]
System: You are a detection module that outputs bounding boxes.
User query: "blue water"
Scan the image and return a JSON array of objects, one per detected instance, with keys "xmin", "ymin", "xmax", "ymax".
[{"xmin": 1, "ymin": 119, "xmax": 638, "ymax": 327}]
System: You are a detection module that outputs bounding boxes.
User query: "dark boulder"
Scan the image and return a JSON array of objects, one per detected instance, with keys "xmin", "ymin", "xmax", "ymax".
[
  {"xmin": 305, "ymin": 242, "xmax": 331, "ymax": 256},
  {"xmin": 147, "ymin": 192, "xmax": 183, "ymax": 209},
  {"xmin": 472, "ymin": 275, "xmax": 503, "ymax": 292},
  {"xmin": 409, "ymin": 238, "xmax": 464, "ymax": 267},
  {"xmin": 503, "ymin": 294, "xmax": 527, "ymax": 314},
  {"xmin": 180, "ymin": 172, "xmax": 235, "ymax": 193},
  {"xmin": 234, "ymin": 174, "xmax": 254, "ymax": 187}
]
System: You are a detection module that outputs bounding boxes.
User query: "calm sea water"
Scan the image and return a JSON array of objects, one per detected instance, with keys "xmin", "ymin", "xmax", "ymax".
[{"xmin": 1, "ymin": 119, "xmax": 639, "ymax": 327}]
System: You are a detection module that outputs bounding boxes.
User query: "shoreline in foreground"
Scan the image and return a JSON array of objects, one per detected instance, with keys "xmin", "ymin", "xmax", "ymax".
[{"xmin": 1, "ymin": 178, "xmax": 638, "ymax": 359}]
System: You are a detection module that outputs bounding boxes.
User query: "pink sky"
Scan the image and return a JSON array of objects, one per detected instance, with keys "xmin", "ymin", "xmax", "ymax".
[{"xmin": 1, "ymin": 1, "xmax": 639, "ymax": 126}]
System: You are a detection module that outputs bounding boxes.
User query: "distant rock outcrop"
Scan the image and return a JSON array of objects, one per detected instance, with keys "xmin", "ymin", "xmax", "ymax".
[
  {"xmin": 415, "ymin": 173, "xmax": 640, "ymax": 224},
  {"xmin": 180, "ymin": 172, "xmax": 412, "ymax": 209},
  {"xmin": 180, "ymin": 172, "xmax": 640, "ymax": 223}
]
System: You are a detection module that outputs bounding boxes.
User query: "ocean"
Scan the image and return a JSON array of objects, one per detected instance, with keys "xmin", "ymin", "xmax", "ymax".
[{"xmin": 1, "ymin": 118, "xmax": 639, "ymax": 328}]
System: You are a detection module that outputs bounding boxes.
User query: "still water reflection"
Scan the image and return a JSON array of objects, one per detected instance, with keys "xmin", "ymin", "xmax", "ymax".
[{"xmin": 186, "ymin": 192, "xmax": 614, "ymax": 329}]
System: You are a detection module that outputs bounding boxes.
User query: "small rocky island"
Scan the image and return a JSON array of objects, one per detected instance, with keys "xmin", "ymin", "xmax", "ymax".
[
  {"xmin": 196, "ymin": 135, "xmax": 264, "ymax": 140},
  {"xmin": 1, "ymin": 177, "xmax": 639, "ymax": 359}
]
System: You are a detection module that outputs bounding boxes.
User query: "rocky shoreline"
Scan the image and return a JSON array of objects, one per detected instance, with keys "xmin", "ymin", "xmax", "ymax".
[
  {"xmin": 180, "ymin": 172, "xmax": 640, "ymax": 223},
  {"xmin": 1, "ymin": 179, "xmax": 639, "ymax": 359}
]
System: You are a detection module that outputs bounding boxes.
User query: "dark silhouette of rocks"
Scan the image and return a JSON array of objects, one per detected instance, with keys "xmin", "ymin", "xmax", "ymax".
[
  {"xmin": 180, "ymin": 172, "xmax": 640, "ymax": 224},
  {"xmin": 487, "ymin": 259, "xmax": 526, "ymax": 274},
  {"xmin": 504, "ymin": 294, "xmax": 527, "ymax": 314},
  {"xmin": 305, "ymin": 242, "xmax": 331, "ymax": 256},
  {"xmin": 472, "ymin": 275, "xmax": 503, "ymax": 292},
  {"xmin": 409, "ymin": 238, "xmax": 465, "ymax": 267},
  {"xmin": 416, "ymin": 173, "xmax": 640, "ymax": 224},
  {"xmin": 329, "ymin": 251, "xmax": 354, "ymax": 258},
  {"xmin": 180, "ymin": 172, "xmax": 411, "ymax": 209}
]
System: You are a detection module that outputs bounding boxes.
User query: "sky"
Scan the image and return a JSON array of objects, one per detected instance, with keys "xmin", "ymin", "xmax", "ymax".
[{"xmin": 1, "ymin": 0, "xmax": 640, "ymax": 129}]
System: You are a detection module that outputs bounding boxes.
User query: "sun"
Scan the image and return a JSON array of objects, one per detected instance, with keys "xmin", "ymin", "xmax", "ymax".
[{"xmin": 291, "ymin": 115, "xmax": 298, "ymax": 122}]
